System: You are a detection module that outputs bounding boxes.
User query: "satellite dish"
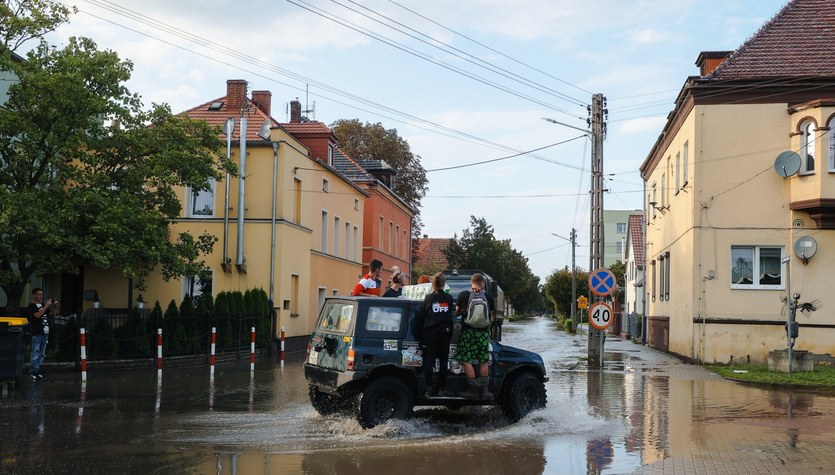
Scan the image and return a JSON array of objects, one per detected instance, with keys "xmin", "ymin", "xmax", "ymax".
[
  {"xmin": 257, "ymin": 120, "xmax": 272, "ymax": 141},
  {"xmin": 774, "ymin": 151, "xmax": 801, "ymax": 178},
  {"xmin": 794, "ymin": 236, "xmax": 817, "ymax": 261},
  {"xmin": 222, "ymin": 117, "xmax": 235, "ymax": 136}
]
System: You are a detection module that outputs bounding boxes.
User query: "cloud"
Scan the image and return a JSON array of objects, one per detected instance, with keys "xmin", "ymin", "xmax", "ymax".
[
  {"xmin": 629, "ymin": 28, "xmax": 675, "ymax": 46},
  {"xmin": 618, "ymin": 116, "xmax": 668, "ymax": 135}
]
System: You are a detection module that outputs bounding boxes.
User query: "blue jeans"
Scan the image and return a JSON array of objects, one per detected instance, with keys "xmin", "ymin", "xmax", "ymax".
[{"xmin": 30, "ymin": 335, "xmax": 48, "ymax": 375}]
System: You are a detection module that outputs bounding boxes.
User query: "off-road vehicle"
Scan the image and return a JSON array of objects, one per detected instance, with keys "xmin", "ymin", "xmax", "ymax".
[{"xmin": 304, "ymin": 296, "xmax": 547, "ymax": 428}]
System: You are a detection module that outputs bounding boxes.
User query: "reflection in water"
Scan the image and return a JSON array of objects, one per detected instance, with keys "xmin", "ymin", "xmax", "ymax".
[{"xmin": 75, "ymin": 381, "xmax": 86, "ymax": 435}]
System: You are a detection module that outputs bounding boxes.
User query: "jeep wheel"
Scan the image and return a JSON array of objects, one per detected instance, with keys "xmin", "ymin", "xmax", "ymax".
[
  {"xmin": 357, "ymin": 377, "xmax": 413, "ymax": 428},
  {"xmin": 501, "ymin": 372, "xmax": 546, "ymax": 422},
  {"xmin": 309, "ymin": 386, "xmax": 350, "ymax": 416}
]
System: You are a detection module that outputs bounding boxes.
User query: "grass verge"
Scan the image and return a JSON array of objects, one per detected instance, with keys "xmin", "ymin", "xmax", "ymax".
[{"xmin": 706, "ymin": 363, "xmax": 835, "ymax": 388}]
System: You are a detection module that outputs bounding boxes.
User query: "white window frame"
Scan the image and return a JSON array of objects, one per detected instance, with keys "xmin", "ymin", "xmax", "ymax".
[
  {"xmin": 683, "ymin": 141, "xmax": 689, "ymax": 187},
  {"xmin": 828, "ymin": 118, "xmax": 835, "ymax": 172},
  {"xmin": 616, "ymin": 222, "xmax": 626, "ymax": 234},
  {"xmin": 334, "ymin": 216, "xmax": 341, "ymax": 258},
  {"xmin": 188, "ymin": 178, "xmax": 216, "ymax": 218},
  {"xmin": 800, "ymin": 120, "xmax": 816, "ymax": 175},
  {"xmin": 675, "ymin": 152, "xmax": 681, "ymax": 192},
  {"xmin": 730, "ymin": 245, "xmax": 784, "ymax": 290},
  {"xmin": 322, "ymin": 178, "xmax": 329, "ymax": 193},
  {"xmin": 321, "ymin": 210, "xmax": 328, "ymax": 253},
  {"xmin": 183, "ymin": 270, "xmax": 212, "ymax": 299}
]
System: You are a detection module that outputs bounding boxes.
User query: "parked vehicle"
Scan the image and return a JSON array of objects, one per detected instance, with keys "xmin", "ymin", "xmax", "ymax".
[{"xmin": 304, "ymin": 296, "xmax": 547, "ymax": 428}]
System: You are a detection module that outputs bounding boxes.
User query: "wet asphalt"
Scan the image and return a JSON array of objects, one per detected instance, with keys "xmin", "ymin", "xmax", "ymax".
[{"xmin": 2, "ymin": 317, "xmax": 835, "ymax": 474}]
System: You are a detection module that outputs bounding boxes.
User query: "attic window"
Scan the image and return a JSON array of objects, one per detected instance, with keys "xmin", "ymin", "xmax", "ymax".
[{"xmin": 208, "ymin": 102, "xmax": 223, "ymax": 111}]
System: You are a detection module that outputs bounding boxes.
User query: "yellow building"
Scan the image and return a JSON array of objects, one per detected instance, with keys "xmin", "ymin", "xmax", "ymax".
[
  {"xmin": 640, "ymin": 0, "xmax": 835, "ymax": 363},
  {"xmin": 83, "ymin": 80, "xmax": 367, "ymax": 345}
]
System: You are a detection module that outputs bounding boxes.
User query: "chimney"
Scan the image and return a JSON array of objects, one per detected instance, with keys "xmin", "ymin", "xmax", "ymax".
[
  {"xmin": 251, "ymin": 90, "xmax": 271, "ymax": 117},
  {"xmin": 290, "ymin": 99, "xmax": 302, "ymax": 123},
  {"xmin": 695, "ymin": 51, "xmax": 733, "ymax": 76},
  {"xmin": 226, "ymin": 79, "xmax": 247, "ymax": 113},
  {"xmin": 423, "ymin": 234, "xmax": 427, "ymax": 239}
]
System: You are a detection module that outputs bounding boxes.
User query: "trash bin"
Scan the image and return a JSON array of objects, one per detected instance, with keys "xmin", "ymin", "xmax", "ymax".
[{"xmin": 0, "ymin": 317, "xmax": 28, "ymax": 381}]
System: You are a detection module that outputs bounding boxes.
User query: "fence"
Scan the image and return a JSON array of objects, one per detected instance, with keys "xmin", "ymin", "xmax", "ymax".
[{"xmin": 43, "ymin": 307, "xmax": 275, "ymax": 364}]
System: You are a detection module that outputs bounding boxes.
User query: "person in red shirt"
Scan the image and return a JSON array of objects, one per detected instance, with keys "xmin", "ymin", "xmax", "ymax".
[{"xmin": 352, "ymin": 259, "xmax": 383, "ymax": 296}]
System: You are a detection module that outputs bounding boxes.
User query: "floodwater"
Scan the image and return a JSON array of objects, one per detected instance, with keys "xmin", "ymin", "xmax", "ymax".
[{"xmin": 2, "ymin": 318, "xmax": 835, "ymax": 474}]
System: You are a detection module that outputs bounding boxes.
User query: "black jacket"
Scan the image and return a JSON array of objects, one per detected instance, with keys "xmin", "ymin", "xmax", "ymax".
[{"xmin": 420, "ymin": 291, "xmax": 455, "ymax": 338}]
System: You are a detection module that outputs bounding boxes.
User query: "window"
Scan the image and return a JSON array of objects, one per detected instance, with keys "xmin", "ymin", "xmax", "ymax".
[
  {"xmin": 334, "ymin": 216, "xmax": 341, "ymax": 257},
  {"xmin": 389, "ymin": 221, "xmax": 394, "ymax": 254},
  {"xmin": 183, "ymin": 272, "xmax": 212, "ymax": 298},
  {"xmin": 664, "ymin": 251, "xmax": 670, "ymax": 301},
  {"xmin": 322, "ymin": 178, "xmax": 329, "ymax": 193},
  {"xmin": 319, "ymin": 301, "xmax": 354, "ymax": 332},
  {"xmin": 829, "ymin": 117, "xmax": 835, "ymax": 171},
  {"xmin": 616, "ymin": 222, "xmax": 626, "ymax": 234},
  {"xmin": 321, "ymin": 210, "xmax": 328, "ymax": 253},
  {"xmin": 661, "ymin": 173, "xmax": 666, "ymax": 209},
  {"xmin": 379, "ymin": 216, "xmax": 384, "ymax": 248},
  {"xmin": 675, "ymin": 152, "xmax": 681, "ymax": 191},
  {"xmin": 291, "ymin": 274, "xmax": 300, "ymax": 317},
  {"xmin": 345, "ymin": 222, "xmax": 351, "ymax": 260},
  {"xmin": 354, "ymin": 198, "xmax": 359, "ymax": 211},
  {"xmin": 395, "ymin": 225, "xmax": 400, "ymax": 256},
  {"xmin": 658, "ymin": 254, "xmax": 665, "ymax": 301},
  {"xmin": 353, "ymin": 226, "xmax": 359, "ymax": 261},
  {"xmin": 683, "ymin": 141, "xmax": 689, "ymax": 186},
  {"xmin": 293, "ymin": 178, "xmax": 302, "ymax": 224},
  {"xmin": 616, "ymin": 241, "xmax": 623, "ymax": 253},
  {"xmin": 189, "ymin": 178, "xmax": 215, "ymax": 217},
  {"xmin": 651, "ymin": 184, "xmax": 657, "ymax": 219},
  {"xmin": 366, "ymin": 306, "xmax": 403, "ymax": 332},
  {"xmin": 403, "ymin": 229, "xmax": 408, "ymax": 259},
  {"xmin": 801, "ymin": 120, "xmax": 816, "ymax": 175},
  {"xmin": 328, "ymin": 145, "xmax": 334, "ymax": 166},
  {"xmin": 650, "ymin": 260, "xmax": 656, "ymax": 302},
  {"xmin": 731, "ymin": 246, "xmax": 784, "ymax": 289}
]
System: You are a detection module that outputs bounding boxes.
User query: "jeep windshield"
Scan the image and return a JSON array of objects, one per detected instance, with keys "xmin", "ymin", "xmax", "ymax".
[{"xmin": 446, "ymin": 280, "xmax": 471, "ymax": 300}]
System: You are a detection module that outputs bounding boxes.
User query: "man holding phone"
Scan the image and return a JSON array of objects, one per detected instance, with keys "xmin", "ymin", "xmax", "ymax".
[{"xmin": 26, "ymin": 288, "xmax": 54, "ymax": 381}]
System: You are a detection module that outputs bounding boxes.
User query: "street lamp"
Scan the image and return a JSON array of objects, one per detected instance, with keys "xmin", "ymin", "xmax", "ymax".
[{"xmin": 553, "ymin": 230, "xmax": 577, "ymax": 332}]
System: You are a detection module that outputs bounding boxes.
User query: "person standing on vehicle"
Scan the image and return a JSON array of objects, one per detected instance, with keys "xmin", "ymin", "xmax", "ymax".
[
  {"xmin": 420, "ymin": 272, "xmax": 455, "ymax": 397},
  {"xmin": 456, "ymin": 273, "xmax": 494, "ymax": 400},
  {"xmin": 25, "ymin": 288, "xmax": 54, "ymax": 381},
  {"xmin": 383, "ymin": 266, "xmax": 404, "ymax": 297},
  {"xmin": 352, "ymin": 259, "xmax": 383, "ymax": 296}
]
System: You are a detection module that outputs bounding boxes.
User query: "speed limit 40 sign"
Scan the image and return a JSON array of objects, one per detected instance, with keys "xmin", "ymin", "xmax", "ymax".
[{"xmin": 588, "ymin": 301, "xmax": 613, "ymax": 330}]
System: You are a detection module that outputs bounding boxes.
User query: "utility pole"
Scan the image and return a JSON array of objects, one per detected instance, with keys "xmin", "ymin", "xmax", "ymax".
[
  {"xmin": 553, "ymin": 230, "xmax": 578, "ymax": 332},
  {"xmin": 589, "ymin": 93, "xmax": 607, "ymax": 367}
]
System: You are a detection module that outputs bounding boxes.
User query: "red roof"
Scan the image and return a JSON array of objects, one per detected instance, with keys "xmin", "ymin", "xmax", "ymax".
[
  {"xmin": 414, "ymin": 238, "xmax": 452, "ymax": 271},
  {"xmin": 627, "ymin": 214, "xmax": 644, "ymax": 267},
  {"xmin": 183, "ymin": 97, "xmax": 277, "ymax": 142},
  {"xmin": 280, "ymin": 121, "xmax": 334, "ymax": 136},
  {"xmin": 712, "ymin": 0, "xmax": 835, "ymax": 80}
]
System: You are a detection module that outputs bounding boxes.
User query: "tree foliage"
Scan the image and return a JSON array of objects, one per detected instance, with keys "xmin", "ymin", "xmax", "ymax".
[
  {"xmin": 543, "ymin": 266, "xmax": 590, "ymax": 321},
  {"xmin": 330, "ymin": 119, "xmax": 427, "ymax": 233},
  {"xmin": 0, "ymin": 2, "xmax": 234, "ymax": 309},
  {"xmin": 442, "ymin": 216, "xmax": 540, "ymax": 314}
]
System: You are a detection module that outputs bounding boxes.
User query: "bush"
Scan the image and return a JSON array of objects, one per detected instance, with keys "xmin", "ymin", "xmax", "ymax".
[{"xmin": 90, "ymin": 318, "xmax": 117, "ymax": 360}]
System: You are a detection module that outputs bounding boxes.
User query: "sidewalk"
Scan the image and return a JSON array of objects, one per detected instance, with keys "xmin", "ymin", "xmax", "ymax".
[{"xmin": 596, "ymin": 334, "xmax": 835, "ymax": 475}]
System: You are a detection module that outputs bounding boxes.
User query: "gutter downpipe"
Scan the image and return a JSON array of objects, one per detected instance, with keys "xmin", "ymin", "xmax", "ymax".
[
  {"xmin": 222, "ymin": 118, "xmax": 234, "ymax": 271},
  {"xmin": 641, "ymin": 172, "xmax": 648, "ymax": 345},
  {"xmin": 236, "ymin": 116, "xmax": 247, "ymax": 270},
  {"xmin": 269, "ymin": 141, "xmax": 279, "ymax": 302}
]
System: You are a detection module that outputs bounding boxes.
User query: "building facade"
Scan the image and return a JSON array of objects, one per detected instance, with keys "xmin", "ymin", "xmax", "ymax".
[
  {"xmin": 603, "ymin": 209, "xmax": 641, "ymax": 268},
  {"xmin": 640, "ymin": 0, "xmax": 835, "ymax": 363}
]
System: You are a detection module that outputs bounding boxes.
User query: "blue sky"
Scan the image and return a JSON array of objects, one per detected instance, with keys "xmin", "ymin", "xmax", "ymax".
[{"xmin": 47, "ymin": 0, "xmax": 788, "ymax": 280}]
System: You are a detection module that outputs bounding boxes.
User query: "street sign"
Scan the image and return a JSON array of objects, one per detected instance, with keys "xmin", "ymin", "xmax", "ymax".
[
  {"xmin": 589, "ymin": 268, "xmax": 616, "ymax": 296},
  {"xmin": 577, "ymin": 295, "xmax": 588, "ymax": 309},
  {"xmin": 588, "ymin": 301, "xmax": 613, "ymax": 330}
]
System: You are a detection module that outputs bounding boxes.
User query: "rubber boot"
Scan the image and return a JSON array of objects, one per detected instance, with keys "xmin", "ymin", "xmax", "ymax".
[
  {"xmin": 479, "ymin": 376, "xmax": 494, "ymax": 400},
  {"xmin": 462, "ymin": 378, "xmax": 480, "ymax": 399}
]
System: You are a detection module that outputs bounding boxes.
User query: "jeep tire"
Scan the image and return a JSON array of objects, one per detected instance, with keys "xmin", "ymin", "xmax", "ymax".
[
  {"xmin": 357, "ymin": 377, "xmax": 414, "ymax": 428},
  {"xmin": 501, "ymin": 372, "xmax": 546, "ymax": 422},
  {"xmin": 309, "ymin": 385, "xmax": 351, "ymax": 416}
]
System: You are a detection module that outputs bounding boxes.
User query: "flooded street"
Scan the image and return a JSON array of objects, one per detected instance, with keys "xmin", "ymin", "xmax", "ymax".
[{"xmin": 3, "ymin": 317, "xmax": 835, "ymax": 474}]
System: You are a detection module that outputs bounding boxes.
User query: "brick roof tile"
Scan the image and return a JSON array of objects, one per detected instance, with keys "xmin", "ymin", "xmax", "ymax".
[{"xmin": 711, "ymin": 0, "xmax": 835, "ymax": 80}]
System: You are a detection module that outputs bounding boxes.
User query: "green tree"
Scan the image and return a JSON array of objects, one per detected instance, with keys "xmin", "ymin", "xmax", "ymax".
[
  {"xmin": 331, "ymin": 119, "xmax": 427, "ymax": 233},
  {"xmin": 0, "ymin": 2, "xmax": 233, "ymax": 310},
  {"xmin": 442, "ymin": 216, "xmax": 540, "ymax": 313},
  {"xmin": 543, "ymin": 266, "xmax": 590, "ymax": 320}
]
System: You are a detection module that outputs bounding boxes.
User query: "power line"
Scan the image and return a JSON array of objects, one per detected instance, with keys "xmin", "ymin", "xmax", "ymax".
[
  {"xmin": 287, "ymin": 0, "xmax": 584, "ymax": 119},
  {"xmin": 338, "ymin": 0, "xmax": 587, "ymax": 107},
  {"xmin": 68, "ymin": 1, "xmax": 587, "ymax": 172},
  {"xmin": 385, "ymin": 0, "xmax": 592, "ymax": 97},
  {"xmin": 426, "ymin": 135, "xmax": 586, "ymax": 172}
]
